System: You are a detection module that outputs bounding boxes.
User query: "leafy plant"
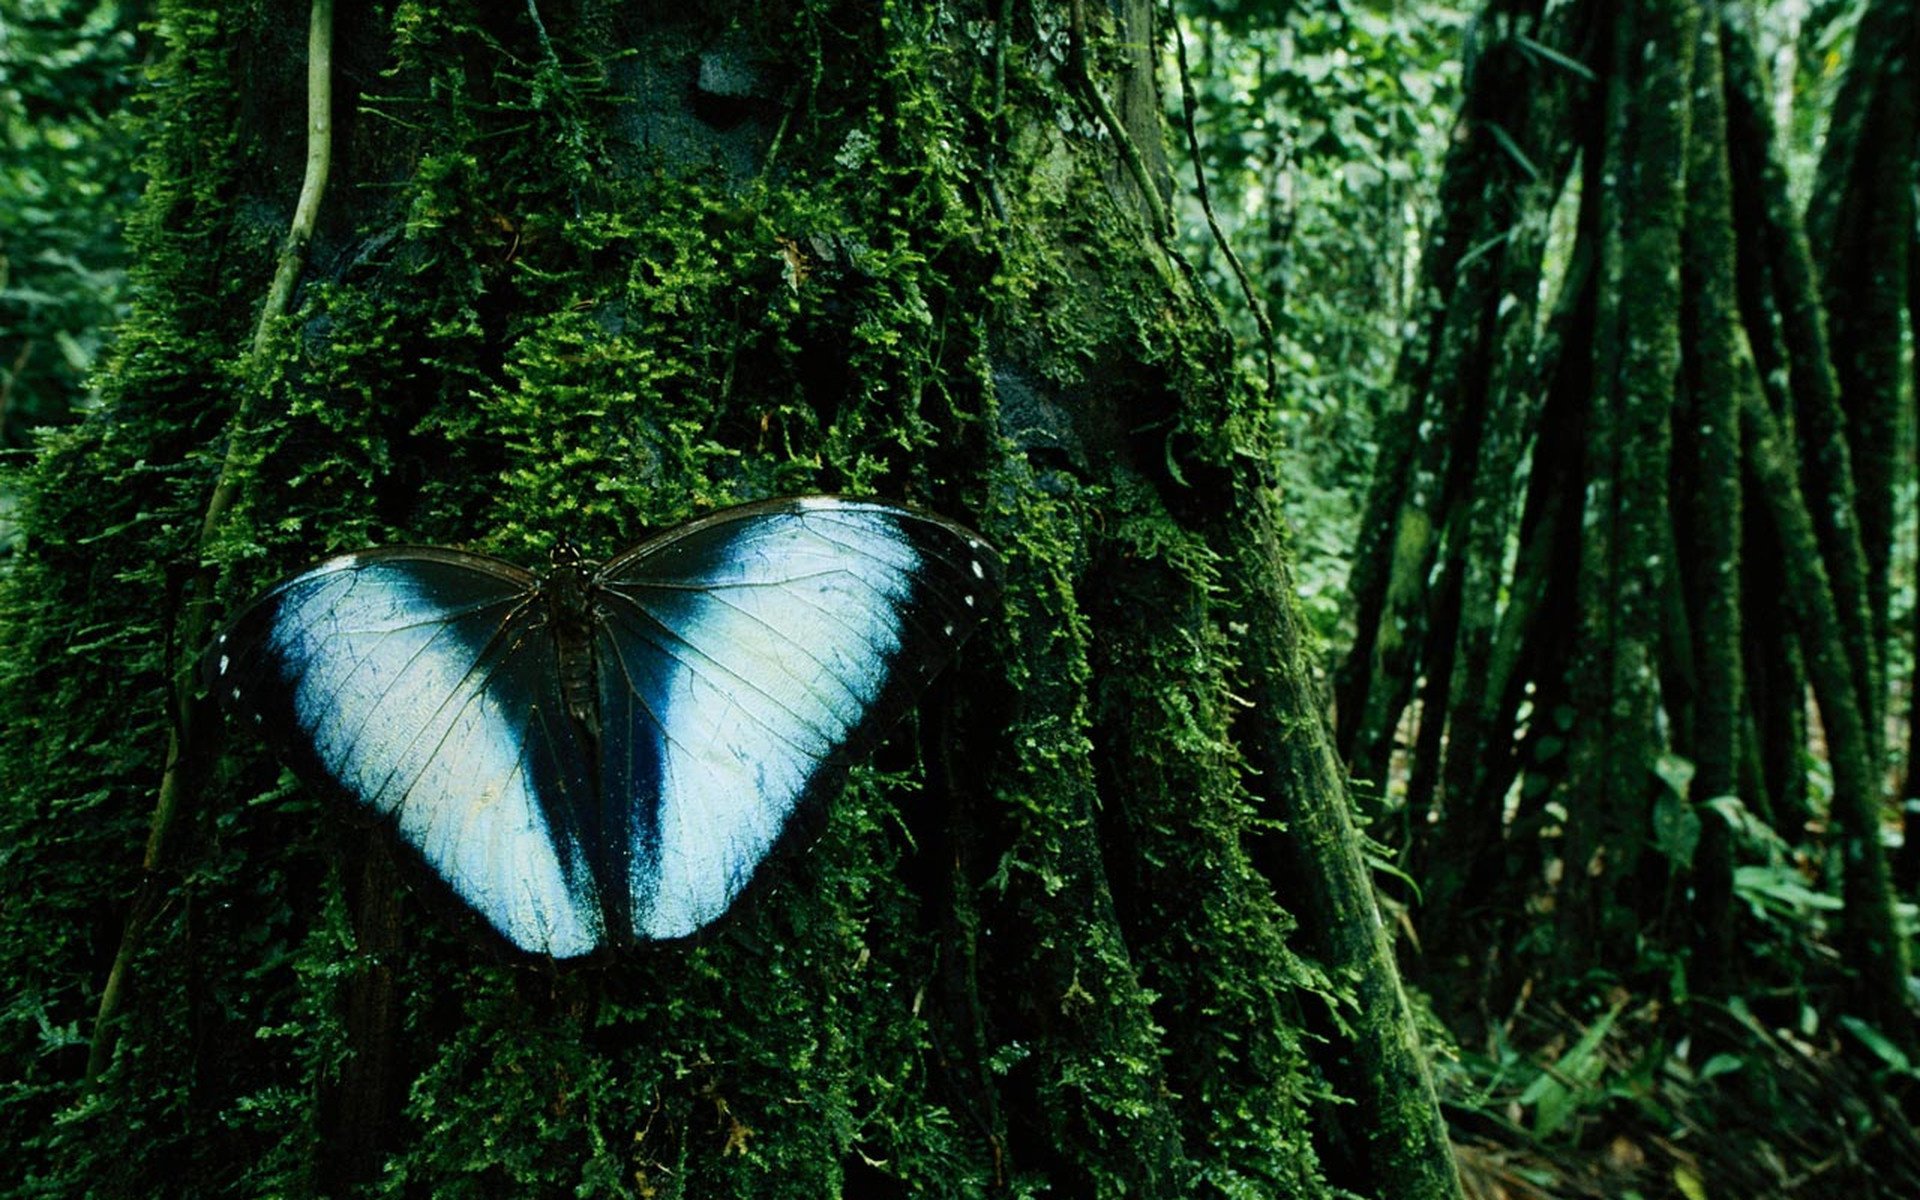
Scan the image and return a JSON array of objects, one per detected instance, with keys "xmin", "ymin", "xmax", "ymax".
[
  {"xmin": 1164, "ymin": 1, "xmax": 1470, "ymax": 645},
  {"xmin": 0, "ymin": 0, "xmax": 145, "ymax": 446}
]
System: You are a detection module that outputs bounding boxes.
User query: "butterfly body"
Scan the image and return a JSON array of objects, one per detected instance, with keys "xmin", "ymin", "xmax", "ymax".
[
  {"xmin": 209, "ymin": 497, "xmax": 1000, "ymax": 959},
  {"xmin": 538, "ymin": 543, "xmax": 607, "ymax": 743}
]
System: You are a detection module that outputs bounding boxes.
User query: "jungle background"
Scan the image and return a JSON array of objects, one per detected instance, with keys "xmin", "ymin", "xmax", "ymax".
[{"xmin": 4, "ymin": 0, "xmax": 1920, "ymax": 1197}]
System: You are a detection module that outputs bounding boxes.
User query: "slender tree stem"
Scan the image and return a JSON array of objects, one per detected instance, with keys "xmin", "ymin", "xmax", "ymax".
[{"xmin": 1739, "ymin": 388, "xmax": 1911, "ymax": 1037}]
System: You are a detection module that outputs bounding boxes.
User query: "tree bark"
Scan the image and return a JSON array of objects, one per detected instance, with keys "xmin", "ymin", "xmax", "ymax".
[
  {"xmin": 1674, "ymin": 11, "xmax": 1743, "ymax": 996},
  {"xmin": 0, "ymin": 1, "xmax": 1459, "ymax": 1196},
  {"xmin": 1558, "ymin": 0, "xmax": 1693, "ymax": 971}
]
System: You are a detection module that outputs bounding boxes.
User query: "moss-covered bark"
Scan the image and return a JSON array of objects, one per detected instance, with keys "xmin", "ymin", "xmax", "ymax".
[
  {"xmin": 1558, "ymin": 0, "xmax": 1692, "ymax": 971},
  {"xmin": 0, "ymin": 1, "xmax": 1457, "ymax": 1196},
  {"xmin": 1806, "ymin": 0, "xmax": 1915, "ymax": 685},
  {"xmin": 1674, "ymin": 12, "xmax": 1743, "ymax": 995},
  {"xmin": 1803, "ymin": 0, "xmax": 1920, "ymax": 894},
  {"xmin": 1723, "ymin": 12, "xmax": 1881, "ymax": 752},
  {"xmin": 1226, "ymin": 488, "xmax": 1459, "ymax": 1197},
  {"xmin": 1737, "ymin": 392, "xmax": 1910, "ymax": 1033}
]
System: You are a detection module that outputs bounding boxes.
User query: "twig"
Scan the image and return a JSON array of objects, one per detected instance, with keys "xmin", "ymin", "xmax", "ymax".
[
  {"xmin": 524, "ymin": 0, "xmax": 558, "ymax": 67},
  {"xmin": 1170, "ymin": 9, "xmax": 1276, "ymax": 398}
]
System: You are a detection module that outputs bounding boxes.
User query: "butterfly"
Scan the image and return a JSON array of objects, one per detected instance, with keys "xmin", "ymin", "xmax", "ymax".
[{"xmin": 207, "ymin": 496, "xmax": 1001, "ymax": 959}]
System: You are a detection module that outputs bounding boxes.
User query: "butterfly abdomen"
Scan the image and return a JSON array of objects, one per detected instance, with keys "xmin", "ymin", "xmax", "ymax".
[{"xmin": 539, "ymin": 548, "xmax": 604, "ymax": 745}]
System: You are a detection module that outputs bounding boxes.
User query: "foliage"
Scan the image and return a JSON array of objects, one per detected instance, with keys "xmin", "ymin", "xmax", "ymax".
[
  {"xmin": 0, "ymin": 0, "xmax": 144, "ymax": 449},
  {"xmin": 1767, "ymin": 0, "xmax": 1871, "ymax": 203},
  {"xmin": 1164, "ymin": 1, "xmax": 1469, "ymax": 645},
  {"xmin": 1447, "ymin": 996, "xmax": 1920, "ymax": 1198}
]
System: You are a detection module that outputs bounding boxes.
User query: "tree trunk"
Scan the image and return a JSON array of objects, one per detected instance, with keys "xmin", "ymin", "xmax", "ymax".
[
  {"xmin": 1674, "ymin": 8, "xmax": 1743, "ymax": 997},
  {"xmin": 1557, "ymin": 0, "xmax": 1692, "ymax": 972},
  {"xmin": 1805, "ymin": 0, "xmax": 1920, "ymax": 894},
  {"xmin": 1806, "ymin": 0, "xmax": 1916, "ymax": 712},
  {"xmin": 0, "ymin": 1, "xmax": 1458, "ymax": 1197},
  {"xmin": 1337, "ymin": 0, "xmax": 1912, "ymax": 1036}
]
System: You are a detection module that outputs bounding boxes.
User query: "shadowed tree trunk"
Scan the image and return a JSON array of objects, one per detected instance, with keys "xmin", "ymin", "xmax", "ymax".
[
  {"xmin": 1339, "ymin": 0, "xmax": 1911, "ymax": 1039},
  {"xmin": 1804, "ymin": 0, "xmax": 1920, "ymax": 893},
  {"xmin": 1806, "ymin": 0, "xmax": 1914, "ymax": 737},
  {"xmin": 0, "ymin": 1, "xmax": 1460, "ymax": 1197}
]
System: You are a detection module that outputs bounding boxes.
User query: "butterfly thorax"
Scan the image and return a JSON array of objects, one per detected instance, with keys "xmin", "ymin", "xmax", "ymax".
[{"xmin": 543, "ymin": 542, "xmax": 603, "ymax": 744}]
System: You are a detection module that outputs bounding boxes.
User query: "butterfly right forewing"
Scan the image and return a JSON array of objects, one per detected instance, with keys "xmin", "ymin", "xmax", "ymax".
[{"xmin": 590, "ymin": 497, "xmax": 1002, "ymax": 940}]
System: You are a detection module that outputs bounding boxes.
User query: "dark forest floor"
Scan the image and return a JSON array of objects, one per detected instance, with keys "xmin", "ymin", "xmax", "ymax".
[{"xmin": 1447, "ymin": 997, "xmax": 1920, "ymax": 1199}]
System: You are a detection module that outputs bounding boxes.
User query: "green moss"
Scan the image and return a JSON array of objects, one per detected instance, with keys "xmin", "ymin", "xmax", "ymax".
[{"xmin": 0, "ymin": 0, "xmax": 1415, "ymax": 1195}]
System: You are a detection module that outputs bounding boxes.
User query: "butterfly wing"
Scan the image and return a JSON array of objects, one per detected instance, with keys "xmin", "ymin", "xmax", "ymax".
[
  {"xmin": 592, "ymin": 496, "xmax": 1001, "ymax": 939},
  {"xmin": 208, "ymin": 548, "xmax": 606, "ymax": 958}
]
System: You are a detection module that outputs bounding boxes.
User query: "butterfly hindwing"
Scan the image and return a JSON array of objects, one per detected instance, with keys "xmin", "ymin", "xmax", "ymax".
[
  {"xmin": 592, "ymin": 498, "xmax": 1002, "ymax": 938},
  {"xmin": 211, "ymin": 549, "xmax": 605, "ymax": 958},
  {"xmin": 210, "ymin": 497, "xmax": 1001, "ymax": 958}
]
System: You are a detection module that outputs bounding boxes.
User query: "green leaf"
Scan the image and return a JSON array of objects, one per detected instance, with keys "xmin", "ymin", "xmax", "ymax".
[
  {"xmin": 1653, "ymin": 752, "xmax": 1695, "ymax": 798},
  {"xmin": 1513, "ymin": 33, "xmax": 1598, "ymax": 82},
  {"xmin": 1518, "ymin": 1004, "xmax": 1620, "ymax": 1138},
  {"xmin": 1839, "ymin": 1016, "xmax": 1914, "ymax": 1074},
  {"xmin": 1733, "ymin": 864, "xmax": 1845, "ymax": 916},
  {"xmin": 1652, "ymin": 790, "xmax": 1702, "ymax": 867},
  {"xmin": 1698, "ymin": 1053, "xmax": 1744, "ymax": 1081}
]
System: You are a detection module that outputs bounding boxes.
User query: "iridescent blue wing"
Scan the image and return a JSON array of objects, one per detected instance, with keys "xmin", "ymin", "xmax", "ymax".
[
  {"xmin": 591, "ymin": 497, "xmax": 1001, "ymax": 939},
  {"xmin": 208, "ymin": 548, "xmax": 606, "ymax": 958}
]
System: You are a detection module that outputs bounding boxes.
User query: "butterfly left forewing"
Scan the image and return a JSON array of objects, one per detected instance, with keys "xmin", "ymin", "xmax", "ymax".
[
  {"xmin": 210, "ymin": 549, "xmax": 607, "ymax": 958},
  {"xmin": 592, "ymin": 497, "xmax": 1002, "ymax": 940}
]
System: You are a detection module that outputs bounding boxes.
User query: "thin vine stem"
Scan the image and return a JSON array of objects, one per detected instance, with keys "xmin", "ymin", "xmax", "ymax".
[
  {"xmin": 1170, "ymin": 8, "xmax": 1277, "ymax": 398},
  {"xmin": 87, "ymin": 0, "xmax": 334, "ymax": 1084},
  {"xmin": 1067, "ymin": 0, "xmax": 1172, "ymax": 241}
]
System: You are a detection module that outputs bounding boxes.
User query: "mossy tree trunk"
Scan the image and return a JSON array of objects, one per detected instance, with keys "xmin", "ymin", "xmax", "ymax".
[
  {"xmin": 0, "ymin": 1, "xmax": 1459, "ymax": 1197},
  {"xmin": 1805, "ymin": 0, "xmax": 1920, "ymax": 892},
  {"xmin": 1805, "ymin": 0, "xmax": 1914, "ymax": 734},
  {"xmin": 1340, "ymin": 0, "xmax": 1911, "ymax": 1037}
]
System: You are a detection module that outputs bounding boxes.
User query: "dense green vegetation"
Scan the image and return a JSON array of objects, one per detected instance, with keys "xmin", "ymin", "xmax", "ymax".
[
  {"xmin": 1168, "ymin": 0, "xmax": 1920, "ymax": 1193},
  {"xmin": 4, "ymin": 0, "xmax": 1918, "ymax": 1196},
  {"xmin": 0, "ymin": 0, "xmax": 142, "ymax": 451}
]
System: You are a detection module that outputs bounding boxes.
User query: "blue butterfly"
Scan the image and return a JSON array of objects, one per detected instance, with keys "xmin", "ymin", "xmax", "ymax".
[{"xmin": 207, "ymin": 496, "xmax": 1000, "ymax": 958}]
